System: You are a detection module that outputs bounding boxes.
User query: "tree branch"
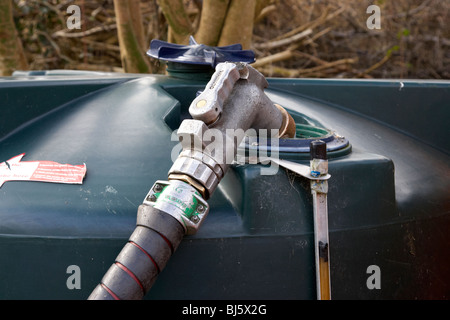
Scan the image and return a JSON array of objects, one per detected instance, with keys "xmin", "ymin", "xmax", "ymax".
[
  {"xmin": 194, "ymin": 0, "xmax": 230, "ymax": 46},
  {"xmin": 254, "ymin": 29, "xmax": 312, "ymax": 50},
  {"xmin": 0, "ymin": 0, "xmax": 28, "ymax": 75},
  {"xmin": 218, "ymin": 0, "xmax": 256, "ymax": 49},
  {"xmin": 113, "ymin": 0, "xmax": 152, "ymax": 73},
  {"xmin": 156, "ymin": 0, "xmax": 194, "ymax": 44}
]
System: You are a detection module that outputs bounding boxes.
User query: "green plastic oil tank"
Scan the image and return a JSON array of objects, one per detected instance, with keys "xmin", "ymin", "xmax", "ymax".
[{"xmin": 0, "ymin": 68, "xmax": 449, "ymax": 300}]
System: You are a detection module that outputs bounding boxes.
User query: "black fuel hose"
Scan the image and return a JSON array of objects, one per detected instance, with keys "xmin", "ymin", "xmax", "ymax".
[{"xmin": 88, "ymin": 204, "xmax": 185, "ymax": 300}]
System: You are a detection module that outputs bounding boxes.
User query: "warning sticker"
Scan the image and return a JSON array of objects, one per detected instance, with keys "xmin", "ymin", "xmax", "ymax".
[{"xmin": 0, "ymin": 153, "xmax": 86, "ymax": 188}]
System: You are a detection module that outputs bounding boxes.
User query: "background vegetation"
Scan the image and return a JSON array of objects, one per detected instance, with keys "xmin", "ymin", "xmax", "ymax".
[{"xmin": 1, "ymin": 0, "xmax": 449, "ymax": 78}]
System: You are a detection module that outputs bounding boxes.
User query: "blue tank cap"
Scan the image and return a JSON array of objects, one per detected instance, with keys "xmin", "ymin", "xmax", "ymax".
[{"xmin": 147, "ymin": 36, "xmax": 255, "ymax": 68}]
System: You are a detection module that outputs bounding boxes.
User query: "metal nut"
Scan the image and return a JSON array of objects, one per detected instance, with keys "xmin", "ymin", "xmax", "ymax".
[{"xmin": 153, "ymin": 184, "xmax": 162, "ymax": 192}]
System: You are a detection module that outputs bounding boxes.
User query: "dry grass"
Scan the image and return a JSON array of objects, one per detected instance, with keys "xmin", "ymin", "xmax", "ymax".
[{"xmin": 11, "ymin": 0, "xmax": 450, "ymax": 79}]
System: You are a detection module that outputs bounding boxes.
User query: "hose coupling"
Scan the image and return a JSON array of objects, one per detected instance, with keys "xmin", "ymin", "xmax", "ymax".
[{"xmin": 143, "ymin": 179, "xmax": 210, "ymax": 235}]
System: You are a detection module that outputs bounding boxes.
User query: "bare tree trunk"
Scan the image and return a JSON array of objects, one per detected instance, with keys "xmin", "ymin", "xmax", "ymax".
[
  {"xmin": 218, "ymin": 0, "xmax": 256, "ymax": 49},
  {"xmin": 156, "ymin": 0, "xmax": 194, "ymax": 44},
  {"xmin": 113, "ymin": 0, "xmax": 152, "ymax": 73},
  {"xmin": 129, "ymin": 0, "xmax": 147, "ymax": 51},
  {"xmin": 195, "ymin": 0, "xmax": 230, "ymax": 46},
  {"xmin": 0, "ymin": 0, "xmax": 28, "ymax": 76},
  {"xmin": 156, "ymin": 0, "xmax": 269, "ymax": 49}
]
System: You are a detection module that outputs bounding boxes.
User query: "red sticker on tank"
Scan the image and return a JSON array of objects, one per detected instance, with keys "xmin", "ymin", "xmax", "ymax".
[{"xmin": 0, "ymin": 153, "xmax": 86, "ymax": 188}]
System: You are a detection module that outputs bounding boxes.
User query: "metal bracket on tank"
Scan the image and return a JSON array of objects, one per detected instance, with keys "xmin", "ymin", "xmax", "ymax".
[{"xmin": 262, "ymin": 157, "xmax": 331, "ymax": 181}]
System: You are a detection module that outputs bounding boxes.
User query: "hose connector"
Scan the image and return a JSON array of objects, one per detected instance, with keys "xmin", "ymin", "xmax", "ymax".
[
  {"xmin": 169, "ymin": 62, "xmax": 295, "ymax": 199},
  {"xmin": 143, "ymin": 180, "xmax": 210, "ymax": 235}
]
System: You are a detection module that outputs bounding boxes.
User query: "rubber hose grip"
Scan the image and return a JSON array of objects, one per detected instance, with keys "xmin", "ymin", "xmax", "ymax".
[{"xmin": 88, "ymin": 205, "xmax": 185, "ymax": 300}]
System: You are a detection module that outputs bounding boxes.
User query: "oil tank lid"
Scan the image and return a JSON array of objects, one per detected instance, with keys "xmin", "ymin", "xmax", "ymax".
[{"xmin": 146, "ymin": 36, "xmax": 255, "ymax": 68}]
